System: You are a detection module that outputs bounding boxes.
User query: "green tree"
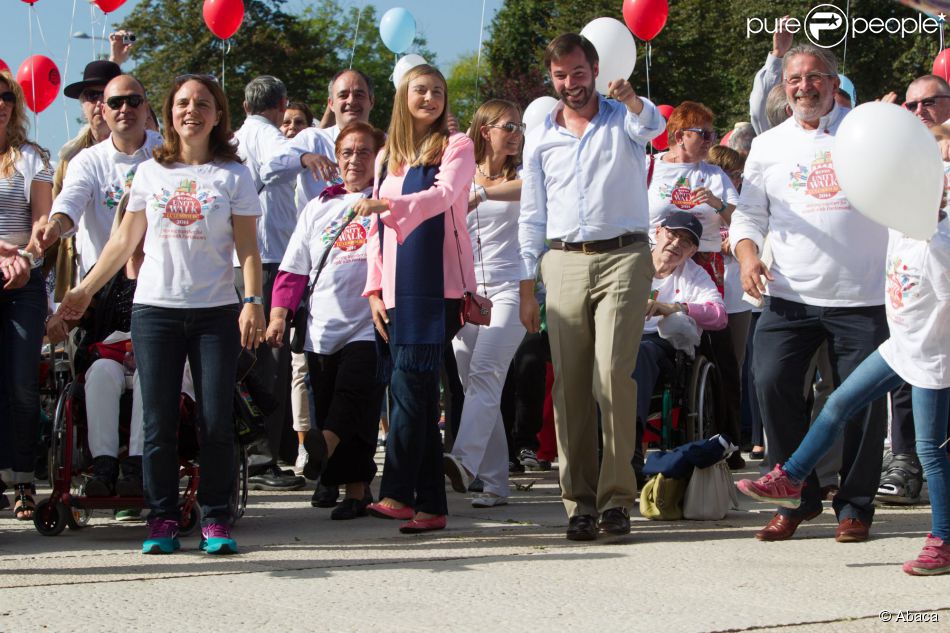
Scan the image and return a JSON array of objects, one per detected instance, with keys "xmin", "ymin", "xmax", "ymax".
[
  {"xmin": 446, "ymin": 52, "xmax": 488, "ymax": 130},
  {"xmin": 119, "ymin": 0, "xmax": 435, "ymax": 132},
  {"xmin": 483, "ymin": 0, "xmax": 940, "ymax": 133}
]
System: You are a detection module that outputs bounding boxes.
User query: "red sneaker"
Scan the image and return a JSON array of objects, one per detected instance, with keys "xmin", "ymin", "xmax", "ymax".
[
  {"xmin": 903, "ymin": 535, "xmax": 950, "ymax": 576},
  {"xmin": 736, "ymin": 464, "xmax": 804, "ymax": 509}
]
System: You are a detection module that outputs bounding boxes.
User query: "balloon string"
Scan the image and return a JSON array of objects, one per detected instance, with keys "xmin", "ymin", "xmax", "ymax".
[
  {"xmin": 645, "ymin": 42, "xmax": 651, "ymax": 103},
  {"xmin": 221, "ymin": 40, "xmax": 228, "ymax": 91},
  {"xmin": 841, "ymin": 0, "xmax": 850, "ymax": 74},
  {"xmin": 349, "ymin": 2, "xmax": 364, "ymax": 69},
  {"xmin": 29, "ymin": 6, "xmax": 37, "ymax": 136},
  {"xmin": 64, "ymin": 0, "xmax": 79, "ymax": 139},
  {"xmin": 475, "ymin": 0, "xmax": 487, "ymax": 102}
]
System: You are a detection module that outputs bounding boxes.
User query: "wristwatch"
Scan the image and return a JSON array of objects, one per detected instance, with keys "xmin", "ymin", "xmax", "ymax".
[
  {"xmin": 715, "ymin": 200, "xmax": 728, "ymax": 214},
  {"xmin": 243, "ymin": 295, "xmax": 264, "ymax": 305}
]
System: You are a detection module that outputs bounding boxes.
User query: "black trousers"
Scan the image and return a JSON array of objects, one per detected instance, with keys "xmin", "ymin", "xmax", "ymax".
[
  {"xmin": 501, "ymin": 331, "xmax": 550, "ymax": 460},
  {"xmin": 753, "ymin": 297, "xmax": 888, "ymax": 524},
  {"xmin": 307, "ymin": 341, "xmax": 383, "ymax": 486},
  {"xmin": 236, "ymin": 263, "xmax": 291, "ymax": 472}
]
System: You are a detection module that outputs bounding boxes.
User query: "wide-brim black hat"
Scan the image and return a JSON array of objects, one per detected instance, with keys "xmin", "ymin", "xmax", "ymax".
[{"xmin": 64, "ymin": 60, "xmax": 122, "ymax": 99}]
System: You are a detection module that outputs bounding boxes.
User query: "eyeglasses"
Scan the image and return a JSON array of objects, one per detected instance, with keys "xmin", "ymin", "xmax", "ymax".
[
  {"xmin": 79, "ymin": 89, "xmax": 105, "ymax": 104},
  {"xmin": 0, "ymin": 91, "xmax": 15, "ymax": 105},
  {"xmin": 105, "ymin": 94, "xmax": 145, "ymax": 110},
  {"xmin": 338, "ymin": 148, "xmax": 374, "ymax": 161},
  {"xmin": 903, "ymin": 95, "xmax": 950, "ymax": 111},
  {"xmin": 784, "ymin": 72, "xmax": 835, "ymax": 87},
  {"xmin": 683, "ymin": 127, "xmax": 717, "ymax": 142},
  {"xmin": 661, "ymin": 226, "xmax": 698, "ymax": 246},
  {"xmin": 487, "ymin": 122, "xmax": 526, "ymax": 134}
]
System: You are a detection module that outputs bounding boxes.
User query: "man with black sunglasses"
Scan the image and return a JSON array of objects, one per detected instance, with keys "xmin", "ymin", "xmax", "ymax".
[
  {"xmin": 904, "ymin": 75, "xmax": 950, "ymax": 129},
  {"xmin": 33, "ymin": 75, "xmax": 162, "ymax": 278}
]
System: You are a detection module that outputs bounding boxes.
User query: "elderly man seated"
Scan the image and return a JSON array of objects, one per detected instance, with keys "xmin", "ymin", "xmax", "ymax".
[{"xmin": 633, "ymin": 212, "xmax": 727, "ymax": 440}]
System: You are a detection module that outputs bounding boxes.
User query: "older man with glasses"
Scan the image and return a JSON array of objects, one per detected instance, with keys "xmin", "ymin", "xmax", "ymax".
[{"xmin": 731, "ymin": 44, "xmax": 890, "ymax": 544}]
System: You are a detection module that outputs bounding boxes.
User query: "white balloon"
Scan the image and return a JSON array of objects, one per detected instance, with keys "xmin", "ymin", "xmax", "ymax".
[
  {"xmin": 392, "ymin": 54, "xmax": 427, "ymax": 87},
  {"xmin": 523, "ymin": 96, "xmax": 558, "ymax": 133},
  {"xmin": 833, "ymin": 102, "xmax": 942, "ymax": 241},
  {"xmin": 580, "ymin": 17, "xmax": 637, "ymax": 96}
]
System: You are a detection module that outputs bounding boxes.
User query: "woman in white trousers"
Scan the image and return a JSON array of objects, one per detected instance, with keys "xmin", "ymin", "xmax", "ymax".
[{"xmin": 444, "ymin": 100, "xmax": 526, "ymax": 507}]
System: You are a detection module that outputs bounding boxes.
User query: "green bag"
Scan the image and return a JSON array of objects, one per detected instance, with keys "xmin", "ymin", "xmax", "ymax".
[{"xmin": 639, "ymin": 473, "xmax": 687, "ymax": 520}]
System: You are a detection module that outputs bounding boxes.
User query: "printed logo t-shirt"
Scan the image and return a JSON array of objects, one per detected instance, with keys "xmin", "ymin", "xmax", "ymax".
[{"xmin": 128, "ymin": 159, "xmax": 262, "ymax": 308}]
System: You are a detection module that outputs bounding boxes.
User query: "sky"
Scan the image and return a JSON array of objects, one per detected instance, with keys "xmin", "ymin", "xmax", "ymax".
[{"xmin": 1, "ymin": 0, "xmax": 504, "ymax": 159}]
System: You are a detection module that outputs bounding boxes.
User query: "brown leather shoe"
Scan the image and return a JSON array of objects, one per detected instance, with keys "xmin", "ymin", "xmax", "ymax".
[
  {"xmin": 835, "ymin": 517, "xmax": 870, "ymax": 543},
  {"xmin": 755, "ymin": 509, "xmax": 822, "ymax": 541}
]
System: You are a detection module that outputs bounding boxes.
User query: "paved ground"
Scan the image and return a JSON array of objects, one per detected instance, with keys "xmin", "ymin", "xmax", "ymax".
[{"xmin": 1, "ymin": 456, "xmax": 948, "ymax": 633}]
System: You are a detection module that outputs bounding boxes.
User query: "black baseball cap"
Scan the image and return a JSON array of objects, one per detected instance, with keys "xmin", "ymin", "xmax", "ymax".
[
  {"xmin": 661, "ymin": 211, "xmax": 703, "ymax": 246},
  {"xmin": 64, "ymin": 60, "xmax": 122, "ymax": 99}
]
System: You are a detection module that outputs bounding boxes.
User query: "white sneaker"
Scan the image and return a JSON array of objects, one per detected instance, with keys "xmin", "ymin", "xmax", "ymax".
[
  {"xmin": 471, "ymin": 493, "xmax": 508, "ymax": 508},
  {"xmin": 294, "ymin": 444, "xmax": 308, "ymax": 471}
]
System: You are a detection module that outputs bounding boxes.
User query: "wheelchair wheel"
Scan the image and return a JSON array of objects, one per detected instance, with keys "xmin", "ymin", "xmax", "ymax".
[
  {"xmin": 178, "ymin": 503, "xmax": 201, "ymax": 536},
  {"xmin": 66, "ymin": 506, "xmax": 91, "ymax": 530},
  {"xmin": 232, "ymin": 444, "xmax": 249, "ymax": 522},
  {"xmin": 47, "ymin": 384, "xmax": 71, "ymax": 484},
  {"xmin": 34, "ymin": 498, "xmax": 68, "ymax": 536},
  {"xmin": 686, "ymin": 356, "xmax": 718, "ymax": 443}
]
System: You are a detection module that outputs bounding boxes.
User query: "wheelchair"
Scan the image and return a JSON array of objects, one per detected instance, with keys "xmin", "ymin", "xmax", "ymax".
[
  {"xmin": 642, "ymin": 332, "xmax": 721, "ymax": 450},
  {"xmin": 33, "ymin": 362, "xmax": 250, "ymax": 537}
]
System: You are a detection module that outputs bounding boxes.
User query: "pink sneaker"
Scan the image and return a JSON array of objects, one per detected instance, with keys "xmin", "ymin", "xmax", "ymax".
[
  {"xmin": 903, "ymin": 535, "xmax": 950, "ymax": 576},
  {"xmin": 736, "ymin": 464, "xmax": 804, "ymax": 509}
]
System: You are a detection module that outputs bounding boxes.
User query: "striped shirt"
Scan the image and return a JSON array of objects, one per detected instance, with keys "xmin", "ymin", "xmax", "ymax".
[{"xmin": 0, "ymin": 167, "xmax": 53, "ymax": 245}]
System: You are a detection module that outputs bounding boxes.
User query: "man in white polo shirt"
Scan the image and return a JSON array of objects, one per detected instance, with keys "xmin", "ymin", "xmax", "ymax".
[
  {"xmin": 731, "ymin": 44, "xmax": 889, "ymax": 543},
  {"xmin": 519, "ymin": 33, "xmax": 664, "ymax": 541}
]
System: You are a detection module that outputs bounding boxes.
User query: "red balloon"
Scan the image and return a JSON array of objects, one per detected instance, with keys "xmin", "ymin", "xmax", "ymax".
[
  {"xmin": 0, "ymin": 59, "xmax": 9, "ymax": 74},
  {"xmin": 651, "ymin": 104, "xmax": 675, "ymax": 151},
  {"xmin": 92, "ymin": 0, "xmax": 128, "ymax": 12},
  {"xmin": 933, "ymin": 49, "xmax": 950, "ymax": 83},
  {"xmin": 623, "ymin": 0, "xmax": 669, "ymax": 42},
  {"xmin": 203, "ymin": 0, "xmax": 245, "ymax": 40},
  {"xmin": 20, "ymin": 1, "xmax": 39, "ymax": 5},
  {"xmin": 17, "ymin": 55, "xmax": 60, "ymax": 113}
]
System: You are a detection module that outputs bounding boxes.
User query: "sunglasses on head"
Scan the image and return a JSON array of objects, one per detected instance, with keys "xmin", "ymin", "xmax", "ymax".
[
  {"xmin": 175, "ymin": 73, "xmax": 219, "ymax": 85},
  {"xmin": 684, "ymin": 127, "xmax": 717, "ymax": 142},
  {"xmin": 106, "ymin": 94, "xmax": 145, "ymax": 110},
  {"xmin": 79, "ymin": 89, "xmax": 105, "ymax": 103},
  {"xmin": 0, "ymin": 91, "xmax": 15, "ymax": 105},
  {"xmin": 487, "ymin": 121, "xmax": 526, "ymax": 134}
]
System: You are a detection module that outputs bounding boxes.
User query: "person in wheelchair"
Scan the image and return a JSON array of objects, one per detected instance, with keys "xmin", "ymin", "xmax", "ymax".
[{"xmin": 633, "ymin": 212, "xmax": 727, "ymax": 456}]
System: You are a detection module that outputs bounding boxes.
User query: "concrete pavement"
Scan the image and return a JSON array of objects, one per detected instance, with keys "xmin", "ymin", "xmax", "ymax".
[{"xmin": 1, "ymin": 457, "xmax": 948, "ymax": 633}]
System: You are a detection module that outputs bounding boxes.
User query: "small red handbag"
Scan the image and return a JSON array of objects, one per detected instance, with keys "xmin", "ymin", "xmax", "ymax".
[{"xmin": 450, "ymin": 195, "xmax": 492, "ymax": 327}]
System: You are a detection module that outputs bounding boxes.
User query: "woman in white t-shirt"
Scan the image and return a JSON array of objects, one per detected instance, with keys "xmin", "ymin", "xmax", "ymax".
[
  {"xmin": 648, "ymin": 103, "xmax": 744, "ymax": 460},
  {"xmin": 442, "ymin": 99, "xmax": 527, "ymax": 507},
  {"xmin": 58, "ymin": 75, "xmax": 264, "ymax": 556},
  {"xmin": 738, "ymin": 216, "xmax": 950, "ymax": 576},
  {"xmin": 265, "ymin": 122, "xmax": 386, "ymax": 520}
]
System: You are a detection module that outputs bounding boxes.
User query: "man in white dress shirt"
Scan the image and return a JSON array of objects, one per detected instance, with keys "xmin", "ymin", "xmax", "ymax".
[
  {"xmin": 519, "ymin": 33, "xmax": 665, "ymax": 541},
  {"xmin": 259, "ymin": 69, "xmax": 374, "ymax": 211},
  {"xmin": 233, "ymin": 75, "xmax": 305, "ymax": 491}
]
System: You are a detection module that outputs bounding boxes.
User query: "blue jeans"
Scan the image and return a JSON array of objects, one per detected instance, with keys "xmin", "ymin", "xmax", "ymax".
[
  {"xmin": 131, "ymin": 304, "xmax": 241, "ymax": 525},
  {"xmin": 785, "ymin": 350, "xmax": 950, "ymax": 539},
  {"xmin": 0, "ymin": 270, "xmax": 47, "ymax": 482},
  {"xmin": 379, "ymin": 300, "xmax": 461, "ymax": 515}
]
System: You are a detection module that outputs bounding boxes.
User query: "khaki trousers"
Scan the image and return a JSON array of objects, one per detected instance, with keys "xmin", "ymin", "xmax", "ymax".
[{"xmin": 540, "ymin": 242, "xmax": 654, "ymax": 518}]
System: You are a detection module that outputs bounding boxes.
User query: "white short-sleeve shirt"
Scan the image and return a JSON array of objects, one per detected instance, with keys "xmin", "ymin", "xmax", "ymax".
[{"xmin": 128, "ymin": 159, "xmax": 262, "ymax": 308}]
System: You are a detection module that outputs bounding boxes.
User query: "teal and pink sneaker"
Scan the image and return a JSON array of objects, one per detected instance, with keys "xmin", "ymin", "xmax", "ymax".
[
  {"xmin": 736, "ymin": 464, "xmax": 804, "ymax": 509},
  {"xmin": 142, "ymin": 518, "xmax": 181, "ymax": 555},
  {"xmin": 200, "ymin": 522, "xmax": 238, "ymax": 555},
  {"xmin": 903, "ymin": 535, "xmax": 950, "ymax": 576}
]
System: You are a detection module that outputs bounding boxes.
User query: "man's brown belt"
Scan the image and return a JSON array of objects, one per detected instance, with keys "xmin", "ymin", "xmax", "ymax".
[{"xmin": 549, "ymin": 232, "xmax": 648, "ymax": 254}]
